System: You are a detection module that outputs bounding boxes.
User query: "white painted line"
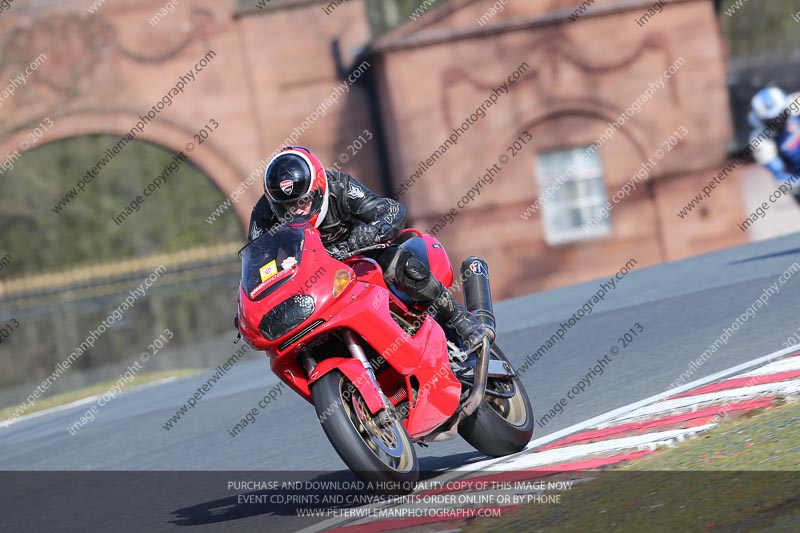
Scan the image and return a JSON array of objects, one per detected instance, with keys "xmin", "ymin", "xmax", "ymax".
[
  {"xmin": 1, "ymin": 394, "xmax": 102, "ymax": 430},
  {"xmin": 0, "ymin": 377, "xmax": 179, "ymax": 430},
  {"xmin": 604, "ymin": 379, "xmax": 800, "ymax": 424},
  {"xmin": 739, "ymin": 356, "xmax": 800, "ymax": 377},
  {"xmin": 462, "ymin": 343, "xmax": 800, "ymax": 473},
  {"xmin": 295, "ymin": 346, "xmax": 800, "ymax": 533},
  {"xmin": 458, "ymin": 425, "xmax": 716, "ymax": 472},
  {"xmin": 526, "ymin": 344, "xmax": 800, "ymax": 448}
]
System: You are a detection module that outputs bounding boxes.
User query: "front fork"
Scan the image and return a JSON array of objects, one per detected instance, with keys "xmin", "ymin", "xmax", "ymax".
[
  {"xmin": 302, "ymin": 331, "xmax": 395, "ymax": 424},
  {"xmin": 342, "ymin": 330, "xmax": 396, "ymax": 425}
]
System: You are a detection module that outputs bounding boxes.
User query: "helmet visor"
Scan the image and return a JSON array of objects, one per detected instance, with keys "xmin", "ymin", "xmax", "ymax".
[{"xmin": 270, "ymin": 189, "xmax": 323, "ymax": 221}]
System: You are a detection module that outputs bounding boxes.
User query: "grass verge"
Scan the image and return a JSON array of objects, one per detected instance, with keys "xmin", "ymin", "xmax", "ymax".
[
  {"xmin": 465, "ymin": 397, "xmax": 800, "ymax": 532},
  {"xmin": 0, "ymin": 368, "xmax": 202, "ymax": 422}
]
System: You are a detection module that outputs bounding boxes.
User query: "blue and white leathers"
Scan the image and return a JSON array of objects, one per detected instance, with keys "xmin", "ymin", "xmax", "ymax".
[{"xmin": 750, "ymin": 89, "xmax": 800, "ymax": 186}]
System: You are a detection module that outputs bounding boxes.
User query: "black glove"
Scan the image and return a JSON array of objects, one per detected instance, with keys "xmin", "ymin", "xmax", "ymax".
[
  {"xmin": 327, "ymin": 242, "xmax": 352, "ymax": 260},
  {"xmin": 348, "ymin": 224, "xmax": 381, "ymax": 249}
]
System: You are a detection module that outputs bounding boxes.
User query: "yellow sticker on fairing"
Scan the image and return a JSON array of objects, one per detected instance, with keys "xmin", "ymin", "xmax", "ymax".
[{"xmin": 259, "ymin": 260, "xmax": 278, "ymax": 282}]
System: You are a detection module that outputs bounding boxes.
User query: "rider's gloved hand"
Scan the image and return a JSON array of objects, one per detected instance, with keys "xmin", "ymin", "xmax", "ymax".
[
  {"xmin": 327, "ymin": 243, "xmax": 352, "ymax": 260},
  {"xmin": 348, "ymin": 224, "xmax": 381, "ymax": 249}
]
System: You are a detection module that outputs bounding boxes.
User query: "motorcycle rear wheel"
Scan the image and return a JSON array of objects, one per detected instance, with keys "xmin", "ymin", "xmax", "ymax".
[
  {"xmin": 458, "ymin": 344, "xmax": 534, "ymax": 457},
  {"xmin": 311, "ymin": 370, "xmax": 419, "ymax": 493}
]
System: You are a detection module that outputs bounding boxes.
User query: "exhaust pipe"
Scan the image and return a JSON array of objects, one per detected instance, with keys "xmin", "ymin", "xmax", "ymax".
[
  {"xmin": 460, "ymin": 257, "xmax": 496, "ymax": 341},
  {"xmin": 458, "ymin": 257, "xmax": 496, "ymax": 418}
]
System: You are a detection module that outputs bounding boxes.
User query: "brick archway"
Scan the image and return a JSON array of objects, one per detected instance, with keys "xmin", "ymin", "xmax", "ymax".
[
  {"xmin": 0, "ymin": 2, "xmax": 379, "ymax": 236},
  {"xmin": 1, "ymin": 111, "xmax": 255, "ymax": 230},
  {"xmin": 514, "ymin": 100, "xmax": 651, "ymax": 163}
]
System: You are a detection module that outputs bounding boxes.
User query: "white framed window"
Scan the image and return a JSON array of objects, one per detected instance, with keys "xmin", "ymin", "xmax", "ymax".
[{"xmin": 536, "ymin": 147, "xmax": 610, "ymax": 245}]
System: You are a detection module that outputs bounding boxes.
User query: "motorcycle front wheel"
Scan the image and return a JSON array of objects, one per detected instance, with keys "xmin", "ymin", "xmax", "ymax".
[{"xmin": 311, "ymin": 370, "xmax": 418, "ymax": 493}]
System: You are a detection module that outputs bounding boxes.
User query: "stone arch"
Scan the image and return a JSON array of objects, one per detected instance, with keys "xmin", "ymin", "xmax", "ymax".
[
  {"xmin": 0, "ymin": 111, "xmax": 255, "ymax": 229},
  {"xmin": 509, "ymin": 98, "xmax": 651, "ymax": 163}
]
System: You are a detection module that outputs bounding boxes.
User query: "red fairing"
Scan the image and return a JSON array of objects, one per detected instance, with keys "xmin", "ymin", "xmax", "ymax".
[{"xmin": 237, "ymin": 224, "xmax": 462, "ymax": 440}]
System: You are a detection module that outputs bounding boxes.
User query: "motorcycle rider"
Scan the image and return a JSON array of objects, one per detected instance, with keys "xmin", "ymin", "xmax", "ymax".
[
  {"xmin": 750, "ymin": 87, "xmax": 800, "ymax": 203},
  {"xmin": 248, "ymin": 146, "xmax": 486, "ymax": 351}
]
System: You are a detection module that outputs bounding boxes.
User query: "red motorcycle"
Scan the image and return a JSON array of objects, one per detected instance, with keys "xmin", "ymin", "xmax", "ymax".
[{"xmin": 236, "ymin": 219, "xmax": 533, "ymax": 489}]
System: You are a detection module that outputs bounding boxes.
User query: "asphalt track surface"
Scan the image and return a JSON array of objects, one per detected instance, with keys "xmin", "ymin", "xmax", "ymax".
[{"xmin": 4, "ymin": 232, "xmax": 800, "ymax": 531}]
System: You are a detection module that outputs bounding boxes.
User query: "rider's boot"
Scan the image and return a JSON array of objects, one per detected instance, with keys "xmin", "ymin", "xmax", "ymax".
[{"xmin": 428, "ymin": 284, "xmax": 486, "ymax": 353}]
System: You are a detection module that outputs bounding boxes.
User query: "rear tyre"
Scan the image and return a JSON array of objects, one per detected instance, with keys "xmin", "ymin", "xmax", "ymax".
[
  {"xmin": 311, "ymin": 370, "xmax": 418, "ymax": 493},
  {"xmin": 458, "ymin": 344, "xmax": 534, "ymax": 457}
]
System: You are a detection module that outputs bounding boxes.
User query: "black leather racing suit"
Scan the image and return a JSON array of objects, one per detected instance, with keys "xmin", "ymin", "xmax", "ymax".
[{"xmin": 248, "ymin": 170, "xmax": 482, "ymax": 346}]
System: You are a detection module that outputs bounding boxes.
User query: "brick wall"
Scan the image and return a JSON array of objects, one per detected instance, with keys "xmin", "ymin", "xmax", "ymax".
[{"xmin": 370, "ymin": 0, "xmax": 747, "ymax": 296}]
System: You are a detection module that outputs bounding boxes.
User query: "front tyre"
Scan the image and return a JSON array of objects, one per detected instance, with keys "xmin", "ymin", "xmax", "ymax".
[
  {"xmin": 311, "ymin": 370, "xmax": 418, "ymax": 492},
  {"xmin": 458, "ymin": 344, "xmax": 534, "ymax": 457}
]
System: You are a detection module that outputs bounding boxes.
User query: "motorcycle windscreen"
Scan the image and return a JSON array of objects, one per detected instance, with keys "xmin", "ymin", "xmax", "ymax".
[{"xmin": 239, "ymin": 224, "xmax": 305, "ymax": 300}]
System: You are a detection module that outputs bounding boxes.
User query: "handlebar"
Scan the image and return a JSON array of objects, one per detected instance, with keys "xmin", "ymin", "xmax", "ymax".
[{"xmin": 334, "ymin": 243, "xmax": 389, "ymax": 260}]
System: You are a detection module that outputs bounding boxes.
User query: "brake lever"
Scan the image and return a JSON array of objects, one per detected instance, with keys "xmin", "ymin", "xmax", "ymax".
[
  {"xmin": 348, "ymin": 243, "xmax": 389, "ymax": 257},
  {"xmin": 336, "ymin": 243, "xmax": 388, "ymax": 260}
]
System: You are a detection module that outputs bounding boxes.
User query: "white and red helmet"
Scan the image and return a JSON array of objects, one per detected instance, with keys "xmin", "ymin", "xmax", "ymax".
[{"xmin": 263, "ymin": 146, "xmax": 329, "ymax": 228}]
